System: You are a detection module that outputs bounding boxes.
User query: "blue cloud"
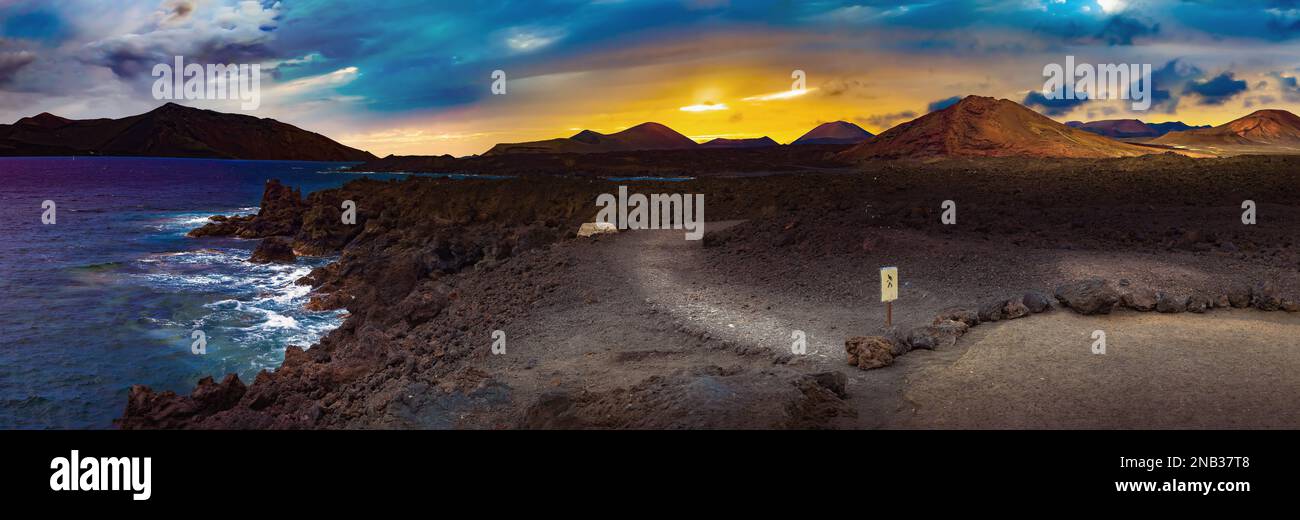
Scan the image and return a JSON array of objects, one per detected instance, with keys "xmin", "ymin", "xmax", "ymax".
[
  {"xmin": 927, "ymin": 96, "xmax": 962, "ymax": 112},
  {"xmin": 1096, "ymin": 15, "xmax": 1160, "ymax": 45},
  {"xmin": 1023, "ymin": 91, "xmax": 1089, "ymax": 116},
  {"xmin": 1184, "ymin": 72, "xmax": 1248, "ymax": 105},
  {"xmin": 1149, "ymin": 59, "xmax": 1204, "ymax": 113}
]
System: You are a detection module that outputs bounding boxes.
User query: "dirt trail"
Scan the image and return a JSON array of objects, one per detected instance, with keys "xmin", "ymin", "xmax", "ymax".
[{"xmin": 475, "ymin": 220, "xmax": 1300, "ymax": 429}]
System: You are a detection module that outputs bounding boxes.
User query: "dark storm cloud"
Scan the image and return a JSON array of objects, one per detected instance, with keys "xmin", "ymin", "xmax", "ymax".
[
  {"xmin": 1096, "ymin": 15, "xmax": 1160, "ymax": 45},
  {"xmin": 1184, "ymin": 72, "xmax": 1248, "ymax": 105},
  {"xmin": 927, "ymin": 96, "xmax": 962, "ymax": 112},
  {"xmin": 22, "ymin": 0, "xmax": 1300, "ymax": 117},
  {"xmin": 1022, "ymin": 90, "xmax": 1089, "ymax": 116},
  {"xmin": 78, "ymin": 1, "xmax": 281, "ymax": 78},
  {"xmin": 0, "ymin": 50, "xmax": 36, "ymax": 84}
]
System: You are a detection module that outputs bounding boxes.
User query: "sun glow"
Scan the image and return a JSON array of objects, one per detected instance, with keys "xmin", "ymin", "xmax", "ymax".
[{"xmin": 679, "ymin": 102, "xmax": 729, "ymax": 112}]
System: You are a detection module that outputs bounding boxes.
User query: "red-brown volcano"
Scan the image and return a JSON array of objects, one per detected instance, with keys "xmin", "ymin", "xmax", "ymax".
[
  {"xmin": 838, "ymin": 96, "xmax": 1156, "ymax": 160},
  {"xmin": 791, "ymin": 121, "xmax": 873, "ymax": 145},
  {"xmin": 1150, "ymin": 109, "xmax": 1300, "ymax": 154}
]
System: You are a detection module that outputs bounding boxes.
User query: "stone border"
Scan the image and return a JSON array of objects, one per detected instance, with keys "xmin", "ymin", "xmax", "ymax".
[{"xmin": 845, "ymin": 278, "xmax": 1299, "ymax": 371}]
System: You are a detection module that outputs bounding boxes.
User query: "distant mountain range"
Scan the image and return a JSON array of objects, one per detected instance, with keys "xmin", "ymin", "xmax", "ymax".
[
  {"xmin": 791, "ymin": 121, "xmax": 874, "ymax": 145},
  {"xmin": 485, "ymin": 122, "xmax": 699, "ymax": 155},
  {"xmin": 838, "ymin": 96, "xmax": 1155, "ymax": 160},
  {"xmin": 1065, "ymin": 119, "xmax": 1210, "ymax": 139},
  {"xmin": 25, "ymin": 98, "xmax": 1297, "ymax": 163},
  {"xmin": 483, "ymin": 120, "xmax": 871, "ymax": 155},
  {"xmin": 1150, "ymin": 109, "xmax": 1300, "ymax": 154},
  {"xmin": 0, "ymin": 103, "xmax": 375, "ymax": 161},
  {"xmin": 699, "ymin": 136, "xmax": 778, "ymax": 149}
]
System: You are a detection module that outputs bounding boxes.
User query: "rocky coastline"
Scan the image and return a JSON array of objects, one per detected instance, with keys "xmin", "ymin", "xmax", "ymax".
[{"xmin": 119, "ymin": 155, "xmax": 1300, "ymax": 429}]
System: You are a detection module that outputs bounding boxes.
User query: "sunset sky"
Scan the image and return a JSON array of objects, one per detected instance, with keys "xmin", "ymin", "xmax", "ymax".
[{"xmin": 6, "ymin": 1, "xmax": 1300, "ymax": 156}]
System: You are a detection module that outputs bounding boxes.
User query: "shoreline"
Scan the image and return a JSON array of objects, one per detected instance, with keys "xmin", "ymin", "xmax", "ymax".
[{"xmin": 118, "ymin": 155, "xmax": 1300, "ymax": 429}]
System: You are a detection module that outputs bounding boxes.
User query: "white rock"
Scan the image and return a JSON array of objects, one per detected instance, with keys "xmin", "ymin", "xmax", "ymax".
[{"xmin": 577, "ymin": 221, "xmax": 618, "ymax": 237}]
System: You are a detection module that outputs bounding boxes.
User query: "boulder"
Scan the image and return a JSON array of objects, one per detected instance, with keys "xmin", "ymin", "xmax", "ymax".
[
  {"xmin": 1055, "ymin": 279, "xmax": 1119, "ymax": 315},
  {"xmin": 1121, "ymin": 289, "xmax": 1157, "ymax": 311},
  {"xmin": 1252, "ymin": 281, "xmax": 1284, "ymax": 311},
  {"xmin": 248, "ymin": 236, "xmax": 297, "ymax": 264},
  {"xmin": 907, "ymin": 320, "xmax": 968, "ymax": 350},
  {"xmin": 1155, "ymin": 292, "xmax": 1187, "ymax": 313},
  {"xmin": 1002, "ymin": 299, "xmax": 1031, "ymax": 320},
  {"xmin": 1210, "ymin": 294, "xmax": 1231, "ymax": 309},
  {"xmin": 577, "ymin": 221, "xmax": 617, "ymax": 238},
  {"xmin": 978, "ymin": 299, "xmax": 1007, "ymax": 322},
  {"xmin": 1186, "ymin": 293, "xmax": 1210, "ymax": 314},
  {"xmin": 1022, "ymin": 291, "xmax": 1052, "ymax": 313},
  {"xmin": 933, "ymin": 307, "xmax": 979, "ymax": 327},
  {"xmin": 845, "ymin": 336, "xmax": 895, "ymax": 370},
  {"xmin": 1227, "ymin": 285, "xmax": 1252, "ymax": 308}
]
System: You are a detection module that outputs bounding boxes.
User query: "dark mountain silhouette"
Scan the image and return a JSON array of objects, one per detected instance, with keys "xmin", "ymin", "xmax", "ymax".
[
  {"xmin": 1147, "ymin": 121, "xmax": 1211, "ymax": 136},
  {"xmin": 0, "ymin": 103, "xmax": 375, "ymax": 161},
  {"xmin": 1065, "ymin": 119, "xmax": 1209, "ymax": 138},
  {"xmin": 791, "ymin": 121, "xmax": 873, "ymax": 145},
  {"xmin": 1150, "ymin": 109, "xmax": 1300, "ymax": 154},
  {"xmin": 485, "ymin": 122, "xmax": 698, "ymax": 155},
  {"xmin": 698, "ymin": 136, "xmax": 779, "ymax": 149},
  {"xmin": 838, "ymin": 96, "xmax": 1156, "ymax": 160}
]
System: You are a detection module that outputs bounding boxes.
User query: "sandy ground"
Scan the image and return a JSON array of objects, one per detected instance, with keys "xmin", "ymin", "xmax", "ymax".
[
  {"xmin": 467, "ymin": 220, "xmax": 1300, "ymax": 429},
  {"xmin": 890, "ymin": 310, "xmax": 1300, "ymax": 429}
]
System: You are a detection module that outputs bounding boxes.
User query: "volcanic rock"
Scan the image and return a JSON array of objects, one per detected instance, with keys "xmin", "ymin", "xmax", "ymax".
[
  {"xmin": 845, "ymin": 336, "xmax": 896, "ymax": 370},
  {"xmin": 248, "ymin": 236, "xmax": 297, "ymax": 264},
  {"xmin": 1022, "ymin": 291, "xmax": 1053, "ymax": 313},
  {"xmin": 1002, "ymin": 299, "xmax": 1031, "ymax": 319},
  {"xmin": 907, "ymin": 320, "xmax": 968, "ymax": 350},
  {"xmin": 1156, "ymin": 292, "xmax": 1188, "ymax": 313},
  {"xmin": 577, "ymin": 222, "xmax": 617, "ymax": 237},
  {"xmin": 978, "ymin": 299, "xmax": 1007, "ymax": 322},
  {"xmin": 1228, "ymin": 285, "xmax": 1253, "ymax": 308},
  {"xmin": 116, "ymin": 374, "xmax": 246, "ymax": 429},
  {"xmin": 1055, "ymin": 279, "xmax": 1120, "ymax": 315},
  {"xmin": 188, "ymin": 179, "xmax": 306, "ymax": 239},
  {"xmin": 1121, "ymin": 289, "xmax": 1158, "ymax": 311},
  {"xmin": 1252, "ymin": 281, "xmax": 1284, "ymax": 311},
  {"xmin": 934, "ymin": 307, "xmax": 979, "ymax": 326}
]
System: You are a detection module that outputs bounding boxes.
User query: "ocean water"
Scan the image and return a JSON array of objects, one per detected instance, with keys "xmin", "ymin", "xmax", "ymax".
[{"xmin": 0, "ymin": 157, "xmax": 421, "ymax": 429}]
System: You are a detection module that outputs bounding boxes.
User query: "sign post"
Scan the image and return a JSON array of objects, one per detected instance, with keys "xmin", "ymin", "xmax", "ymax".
[{"xmin": 880, "ymin": 266, "xmax": 898, "ymax": 326}]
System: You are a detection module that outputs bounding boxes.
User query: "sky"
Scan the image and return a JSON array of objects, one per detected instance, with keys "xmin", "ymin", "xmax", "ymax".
[{"xmin": 6, "ymin": 0, "xmax": 1300, "ymax": 156}]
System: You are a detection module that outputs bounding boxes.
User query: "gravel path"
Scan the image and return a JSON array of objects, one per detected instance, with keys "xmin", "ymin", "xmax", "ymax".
[{"xmin": 475, "ymin": 219, "xmax": 1300, "ymax": 429}]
